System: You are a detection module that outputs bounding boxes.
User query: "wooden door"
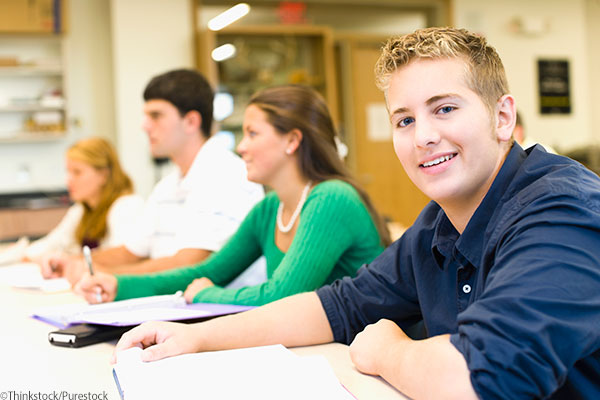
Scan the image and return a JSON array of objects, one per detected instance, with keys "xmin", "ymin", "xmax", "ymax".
[{"xmin": 347, "ymin": 40, "xmax": 430, "ymax": 228}]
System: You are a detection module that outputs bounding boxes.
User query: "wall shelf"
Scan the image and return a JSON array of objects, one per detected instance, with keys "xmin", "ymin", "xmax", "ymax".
[
  {"xmin": 0, "ymin": 132, "xmax": 66, "ymax": 143},
  {"xmin": 0, "ymin": 65, "xmax": 62, "ymax": 76},
  {"xmin": 0, "ymin": 34, "xmax": 67, "ymax": 142},
  {"xmin": 0, "ymin": 105, "xmax": 64, "ymax": 112}
]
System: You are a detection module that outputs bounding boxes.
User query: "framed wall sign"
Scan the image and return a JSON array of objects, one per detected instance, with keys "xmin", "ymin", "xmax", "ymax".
[{"xmin": 537, "ymin": 59, "xmax": 571, "ymax": 114}]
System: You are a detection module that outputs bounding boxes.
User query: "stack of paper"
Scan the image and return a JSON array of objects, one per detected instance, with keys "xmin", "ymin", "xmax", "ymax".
[
  {"xmin": 0, "ymin": 262, "xmax": 70, "ymax": 292},
  {"xmin": 113, "ymin": 344, "xmax": 355, "ymax": 400}
]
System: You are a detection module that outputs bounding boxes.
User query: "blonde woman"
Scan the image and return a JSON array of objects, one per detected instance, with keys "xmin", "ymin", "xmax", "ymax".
[{"xmin": 22, "ymin": 137, "xmax": 143, "ymax": 261}]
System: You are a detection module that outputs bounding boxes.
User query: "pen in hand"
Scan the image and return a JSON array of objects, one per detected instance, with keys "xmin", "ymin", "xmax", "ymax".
[
  {"xmin": 49, "ymin": 258, "xmax": 59, "ymax": 274},
  {"xmin": 83, "ymin": 245, "xmax": 102, "ymax": 303}
]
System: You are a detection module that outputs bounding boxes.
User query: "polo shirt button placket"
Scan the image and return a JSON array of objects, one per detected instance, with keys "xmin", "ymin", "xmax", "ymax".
[{"xmin": 456, "ymin": 262, "xmax": 473, "ymax": 311}]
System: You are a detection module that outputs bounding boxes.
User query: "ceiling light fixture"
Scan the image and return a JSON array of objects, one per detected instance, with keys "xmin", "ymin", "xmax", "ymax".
[
  {"xmin": 208, "ymin": 3, "xmax": 250, "ymax": 31},
  {"xmin": 211, "ymin": 43, "xmax": 237, "ymax": 62}
]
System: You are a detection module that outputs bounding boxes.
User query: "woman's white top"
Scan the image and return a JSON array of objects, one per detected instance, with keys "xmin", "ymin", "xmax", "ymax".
[{"xmin": 24, "ymin": 194, "xmax": 144, "ymax": 259}]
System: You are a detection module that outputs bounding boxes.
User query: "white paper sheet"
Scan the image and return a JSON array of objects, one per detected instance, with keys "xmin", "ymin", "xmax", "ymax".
[
  {"xmin": 0, "ymin": 262, "xmax": 70, "ymax": 292},
  {"xmin": 113, "ymin": 345, "xmax": 355, "ymax": 400}
]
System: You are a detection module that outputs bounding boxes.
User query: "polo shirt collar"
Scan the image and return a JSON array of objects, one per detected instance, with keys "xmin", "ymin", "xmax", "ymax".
[
  {"xmin": 456, "ymin": 143, "xmax": 526, "ymax": 267},
  {"xmin": 179, "ymin": 136, "xmax": 218, "ymax": 187},
  {"xmin": 431, "ymin": 212, "xmax": 458, "ymax": 268},
  {"xmin": 431, "ymin": 143, "xmax": 527, "ymax": 269}
]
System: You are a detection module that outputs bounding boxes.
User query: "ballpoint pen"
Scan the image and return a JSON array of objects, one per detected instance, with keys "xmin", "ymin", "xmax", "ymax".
[{"xmin": 83, "ymin": 245, "xmax": 102, "ymax": 303}]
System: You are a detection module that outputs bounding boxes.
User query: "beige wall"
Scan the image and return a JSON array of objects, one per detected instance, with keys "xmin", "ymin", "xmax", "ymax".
[
  {"xmin": 3, "ymin": 0, "xmax": 599, "ymax": 195},
  {"xmin": 110, "ymin": 0, "xmax": 195, "ymax": 197},
  {"xmin": 64, "ymin": 0, "xmax": 115, "ymax": 143},
  {"xmin": 453, "ymin": 0, "xmax": 594, "ymax": 152},
  {"xmin": 585, "ymin": 0, "xmax": 600, "ymax": 146}
]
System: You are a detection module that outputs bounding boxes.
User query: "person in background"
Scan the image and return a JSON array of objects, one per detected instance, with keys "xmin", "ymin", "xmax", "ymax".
[
  {"xmin": 513, "ymin": 110, "xmax": 558, "ymax": 154},
  {"xmin": 0, "ymin": 137, "xmax": 144, "ymax": 275},
  {"xmin": 77, "ymin": 85, "xmax": 390, "ymax": 306},
  {"xmin": 113, "ymin": 28, "xmax": 600, "ymax": 399},
  {"xmin": 564, "ymin": 145, "xmax": 600, "ymax": 175},
  {"xmin": 42, "ymin": 69, "xmax": 264, "ymax": 284}
]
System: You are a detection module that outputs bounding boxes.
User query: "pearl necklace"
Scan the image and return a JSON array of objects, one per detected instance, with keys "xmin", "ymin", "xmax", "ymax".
[{"xmin": 277, "ymin": 181, "xmax": 312, "ymax": 233}]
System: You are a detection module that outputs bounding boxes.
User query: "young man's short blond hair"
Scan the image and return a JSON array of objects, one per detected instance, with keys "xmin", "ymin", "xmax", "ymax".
[{"xmin": 375, "ymin": 27, "xmax": 509, "ymax": 114}]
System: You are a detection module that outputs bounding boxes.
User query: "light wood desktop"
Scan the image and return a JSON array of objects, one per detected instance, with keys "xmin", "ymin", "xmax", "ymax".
[{"xmin": 0, "ymin": 283, "xmax": 407, "ymax": 399}]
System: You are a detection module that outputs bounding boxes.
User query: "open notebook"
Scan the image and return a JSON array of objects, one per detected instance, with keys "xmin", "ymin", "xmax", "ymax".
[
  {"xmin": 33, "ymin": 292, "xmax": 254, "ymax": 328},
  {"xmin": 113, "ymin": 344, "xmax": 355, "ymax": 400}
]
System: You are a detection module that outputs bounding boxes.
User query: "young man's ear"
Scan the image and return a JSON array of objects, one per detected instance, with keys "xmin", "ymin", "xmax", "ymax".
[
  {"xmin": 495, "ymin": 95, "xmax": 516, "ymax": 142},
  {"xmin": 285, "ymin": 128, "xmax": 304, "ymax": 155},
  {"xmin": 183, "ymin": 110, "xmax": 203, "ymax": 135}
]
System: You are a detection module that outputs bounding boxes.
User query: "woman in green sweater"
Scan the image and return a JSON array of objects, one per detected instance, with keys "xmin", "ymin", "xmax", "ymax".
[{"xmin": 77, "ymin": 85, "xmax": 391, "ymax": 306}]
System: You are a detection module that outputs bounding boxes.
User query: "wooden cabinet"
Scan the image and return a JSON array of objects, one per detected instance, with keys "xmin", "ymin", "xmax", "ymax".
[
  {"xmin": 0, "ymin": 191, "xmax": 70, "ymax": 241},
  {"xmin": 0, "ymin": 0, "xmax": 67, "ymax": 34},
  {"xmin": 0, "ymin": 206, "xmax": 69, "ymax": 241},
  {"xmin": 198, "ymin": 25, "xmax": 338, "ymax": 137},
  {"xmin": 343, "ymin": 38, "xmax": 430, "ymax": 227}
]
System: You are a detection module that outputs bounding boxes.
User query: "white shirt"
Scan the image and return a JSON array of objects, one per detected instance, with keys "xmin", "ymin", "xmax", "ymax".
[
  {"xmin": 24, "ymin": 194, "xmax": 144, "ymax": 259},
  {"xmin": 125, "ymin": 137, "xmax": 264, "ymax": 259}
]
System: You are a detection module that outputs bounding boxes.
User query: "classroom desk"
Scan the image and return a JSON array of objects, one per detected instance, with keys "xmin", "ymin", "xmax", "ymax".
[{"xmin": 0, "ymin": 284, "xmax": 408, "ymax": 400}]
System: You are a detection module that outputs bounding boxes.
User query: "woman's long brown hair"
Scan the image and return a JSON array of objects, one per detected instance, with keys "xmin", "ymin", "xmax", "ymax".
[
  {"xmin": 67, "ymin": 137, "xmax": 134, "ymax": 245},
  {"xmin": 249, "ymin": 85, "xmax": 391, "ymax": 246}
]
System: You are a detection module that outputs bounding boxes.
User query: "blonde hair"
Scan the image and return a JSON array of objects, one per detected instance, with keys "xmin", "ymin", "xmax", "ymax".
[
  {"xmin": 375, "ymin": 27, "xmax": 509, "ymax": 114},
  {"xmin": 66, "ymin": 137, "xmax": 134, "ymax": 245}
]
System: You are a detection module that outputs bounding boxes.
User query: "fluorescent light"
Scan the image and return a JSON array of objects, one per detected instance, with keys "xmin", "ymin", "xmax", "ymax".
[
  {"xmin": 211, "ymin": 43, "xmax": 237, "ymax": 62},
  {"xmin": 208, "ymin": 3, "xmax": 250, "ymax": 31},
  {"xmin": 213, "ymin": 92, "xmax": 234, "ymax": 121},
  {"xmin": 212, "ymin": 131, "xmax": 236, "ymax": 151}
]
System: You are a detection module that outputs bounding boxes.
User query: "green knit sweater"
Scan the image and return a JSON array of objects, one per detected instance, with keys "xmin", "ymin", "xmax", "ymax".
[{"xmin": 115, "ymin": 180, "xmax": 384, "ymax": 306}]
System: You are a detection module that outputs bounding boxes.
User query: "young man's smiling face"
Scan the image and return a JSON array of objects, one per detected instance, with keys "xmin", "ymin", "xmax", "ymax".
[{"xmin": 387, "ymin": 57, "xmax": 513, "ymax": 226}]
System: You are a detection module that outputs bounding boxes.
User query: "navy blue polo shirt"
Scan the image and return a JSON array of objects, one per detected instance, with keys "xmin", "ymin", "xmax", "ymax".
[{"xmin": 317, "ymin": 144, "xmax": 600, "ymax": 399}]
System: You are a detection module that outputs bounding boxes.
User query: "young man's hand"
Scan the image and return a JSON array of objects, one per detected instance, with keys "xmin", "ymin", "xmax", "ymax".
[
  {"xmin": 349, "ymin": 318, "xmax": 407, "ymax": 376},
  {"xmin": 111, "ymin": 321, "xmax": 199, "ymax": 363},
  {"xmin": 350, "ymin": 319, "xmax": 478, "ymax": 399}
]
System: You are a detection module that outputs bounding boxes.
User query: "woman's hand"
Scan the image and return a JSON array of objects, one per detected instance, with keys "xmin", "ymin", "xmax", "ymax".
[
  {"xmin": 40, "ymin": 254, "xmax": 87, "ymax": 285},
  {"xmin": 183, "ymin": 277, "xmax": 215, "ymax": 303},
  {"xmin": 74, "ymin": 271, "xmax": 118, "ymax": 303}
]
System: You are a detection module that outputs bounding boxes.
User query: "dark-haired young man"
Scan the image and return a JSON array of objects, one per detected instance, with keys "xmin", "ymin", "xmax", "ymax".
[{"xmin": 44, "ymin": 69, "xmax": 263, "ymax": 278}]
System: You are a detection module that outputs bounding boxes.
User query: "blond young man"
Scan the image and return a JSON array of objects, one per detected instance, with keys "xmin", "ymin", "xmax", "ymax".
[{"xmin": 113, "ymin": 29, "xmax": 600, "ymax": 399}]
